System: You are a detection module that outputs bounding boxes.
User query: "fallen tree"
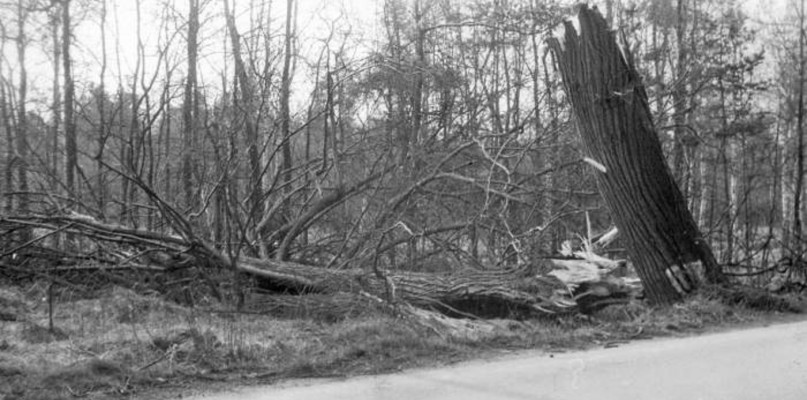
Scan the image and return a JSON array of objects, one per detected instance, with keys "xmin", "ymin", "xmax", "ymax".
[{"xmin": 1, "ymin": 213, "xmax": 637, "ymax": 319}]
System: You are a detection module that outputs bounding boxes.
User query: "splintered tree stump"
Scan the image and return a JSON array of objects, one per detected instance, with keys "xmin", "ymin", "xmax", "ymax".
[{"xmin": 547, "ymin": 5, "xmax": 725, "ymax": 304}]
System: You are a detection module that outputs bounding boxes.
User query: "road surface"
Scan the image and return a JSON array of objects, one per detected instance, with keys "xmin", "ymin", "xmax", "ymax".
[{"xmin": 191, "ymin": 320, "xmax": 807, "ymax": 400}]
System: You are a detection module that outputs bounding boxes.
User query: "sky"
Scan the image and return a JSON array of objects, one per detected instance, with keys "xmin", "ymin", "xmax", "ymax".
[
  {"xmin": 1, "ymin": 0, "xmax": 382, "ymax": 114},
  {"xmin": 81, "ymin": 0, "xmax": 380, "ymax": 106},
  {"xmin": 0, "ymin": 0, "xmax": 798, "ymax": 116}
]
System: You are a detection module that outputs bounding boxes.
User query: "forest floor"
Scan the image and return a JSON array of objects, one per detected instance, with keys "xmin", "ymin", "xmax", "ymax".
[{"xmin": 0, "ymin": 282, "xmax": 805, "ymax": 400}]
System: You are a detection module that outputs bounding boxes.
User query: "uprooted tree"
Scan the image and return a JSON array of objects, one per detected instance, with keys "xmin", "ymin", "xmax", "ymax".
[{"xmin": 547, "ymin": 5, "xmax": 726, "ymax": 304}]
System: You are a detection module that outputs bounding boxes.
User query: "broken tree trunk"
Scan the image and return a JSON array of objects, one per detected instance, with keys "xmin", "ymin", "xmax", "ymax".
[
  {"xmin": 1, "ymin": 214, "xmax": 586, "ymax": 318},
  {"xmin": 238, "ymin": 258, "xmax": 569, "ymax": 317},
  {"xmin": 1, "ymin": 214, "xmax": 641, "ymax": 317},
  {"xmin": 547, "ymin": 5, "xmax": 726, "ymax": 304}
]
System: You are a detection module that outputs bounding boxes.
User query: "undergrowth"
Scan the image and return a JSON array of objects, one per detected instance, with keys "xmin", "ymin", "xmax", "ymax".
[{"xmin": 0, "ymin": 283, "xmax": 803, "ymax": 400}]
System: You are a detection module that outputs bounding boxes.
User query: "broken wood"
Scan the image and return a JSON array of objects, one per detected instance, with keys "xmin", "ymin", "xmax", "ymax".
[
  {"xmin": 547, "ymin": 5, "xmax": 725, "ymax": 304},
  {"xmin": 1, "ymin": 213, "xmax": 637, "ymax": 319}
]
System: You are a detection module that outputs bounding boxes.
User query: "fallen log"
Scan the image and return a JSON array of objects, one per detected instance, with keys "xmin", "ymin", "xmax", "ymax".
[
  {"xmin": 1, "ymin": 214, "xmax": 637, "ymax": 319},
  {"xmin": 232, "ymin": 257, "xmax": 572, "ymax": 317}
]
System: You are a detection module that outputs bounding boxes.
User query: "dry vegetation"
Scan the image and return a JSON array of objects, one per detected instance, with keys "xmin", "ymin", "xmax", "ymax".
[
  {"xmin": 2, "ymin": 1, "xmax": 807, "ymax": 398},
  {"xmin": 1, "ymin": 281, "xmax": 803, "ymax": 400}
]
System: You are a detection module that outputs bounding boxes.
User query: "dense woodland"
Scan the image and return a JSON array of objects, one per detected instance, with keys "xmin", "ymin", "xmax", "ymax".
[{"xmin": 0, "ymin": 0, "xmax": 805, "ymax": 310}]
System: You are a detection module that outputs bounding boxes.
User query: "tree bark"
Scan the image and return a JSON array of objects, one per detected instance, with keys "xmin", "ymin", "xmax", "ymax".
[
  {"xmin": 63, "ymin": 0, "xmax": 77, "ymax": 199},
  {"xmin": 50, "ymin": 8, "xmax": 61, "ymax": 190},
  {"xmin": 182, "ymin": 0, "xmax": 200, "ymax": 212},
  {"xmin": 547, "ymin": 5, "xmax": 725, "ymax": 304},
  {"xmin": 793, "ymin": 0, "xmax": 806, "ymax": 265},
  {"xmin": 280, "ymin": 0, "xmax": 294, "ymax": 193},
  {"xmin": 1, "ymin": 62, "xmax": 15, "ymax": 214},
  {"xmin": 96, "ymin": 0, "xmax": 108, "ymax": 215},
  {"xmin": 0, "ymin": 214, "xmax": 596, "ymax": 319},
  {"xmin": 277, "ymin": 0, "xmax": 295, "ymax": 260},
  {"xmin": 671, "ymin": 0, "xmax": 688, "ymax": 189},
  {"xmin": 15, "ymin": 0, "xmax": 29, "ymax": 220}
]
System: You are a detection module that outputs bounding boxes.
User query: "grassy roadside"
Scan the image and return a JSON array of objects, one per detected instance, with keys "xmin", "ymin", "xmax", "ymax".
[{"xmin": 0, "ymin": 284, "xmax": 804, "ymax": 400}]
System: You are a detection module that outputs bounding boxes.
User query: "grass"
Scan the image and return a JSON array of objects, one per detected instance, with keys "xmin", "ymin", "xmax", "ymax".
[{"xmin": 0, "ymin": 283, "xmax": 804, "ymax": 400}]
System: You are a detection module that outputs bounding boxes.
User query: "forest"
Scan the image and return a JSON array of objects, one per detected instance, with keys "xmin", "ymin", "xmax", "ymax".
[
  {"xmin": 1, "ymin": 0, "xmax": 805, "ymax": 322},
  {"xmin": 3, "ymin": 0, "xmax": 807, "ymax": 397}
]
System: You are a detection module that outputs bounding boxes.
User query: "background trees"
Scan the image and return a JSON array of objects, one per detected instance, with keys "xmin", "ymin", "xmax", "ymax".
[{"xmin": 0, "ymin": 0, "xmax": 804, "ymax": 293}]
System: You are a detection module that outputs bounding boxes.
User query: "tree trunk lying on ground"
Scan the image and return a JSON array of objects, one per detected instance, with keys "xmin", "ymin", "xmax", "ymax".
[{"xmin": 0, "ymin": 214, "xmax": 638, "ymax": 319}]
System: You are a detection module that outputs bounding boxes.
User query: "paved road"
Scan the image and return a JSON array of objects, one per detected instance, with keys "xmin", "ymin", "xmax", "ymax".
[{"xmin": 192, "ymin": 320, "xmax": 807, "ymax": 400}]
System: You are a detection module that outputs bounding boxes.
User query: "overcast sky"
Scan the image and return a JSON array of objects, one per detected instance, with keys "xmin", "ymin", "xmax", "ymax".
[{"xmin": 0, "ymin": 0, "xmax": 799, "ymax": 116}]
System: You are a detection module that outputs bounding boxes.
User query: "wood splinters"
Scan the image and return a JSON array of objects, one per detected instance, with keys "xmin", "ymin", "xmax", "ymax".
[{"xmin": 583, "ymin": 157, "xmax": 607, "ymax": 173}]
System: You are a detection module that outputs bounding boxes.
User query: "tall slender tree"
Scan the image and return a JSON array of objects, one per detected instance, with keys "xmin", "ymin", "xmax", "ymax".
[
  {"xmin": 49, "ymin": 5, "xmax": 61, "ymax": 186},
  {"xmin": 183, "ymin": 0, "xmax": 200, "ymax": 211},
  {"xmin": 0, "ymin": 25, "xmax": 12, "ymax": 213},
  {"xmin": 793, "ymin": 0, "xmax": 806, "ymax": 263},
  {"xmin": 279, "ymin": 0, "xmax": 295, "ymax": 204},
  {"xmin": 63, "ymin": 0, "xmax": 77, "ymax": 199},
  {"xmin": 15, "ymin": 0, "xmax": 29, "ymax": 219},
  {"xmin": 671, "ymin": 0, "xmax": 688, "ymax": 187},
  {"xmin": 96, "ymin": 0, "xmax": 108, "ymax": 214}
]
